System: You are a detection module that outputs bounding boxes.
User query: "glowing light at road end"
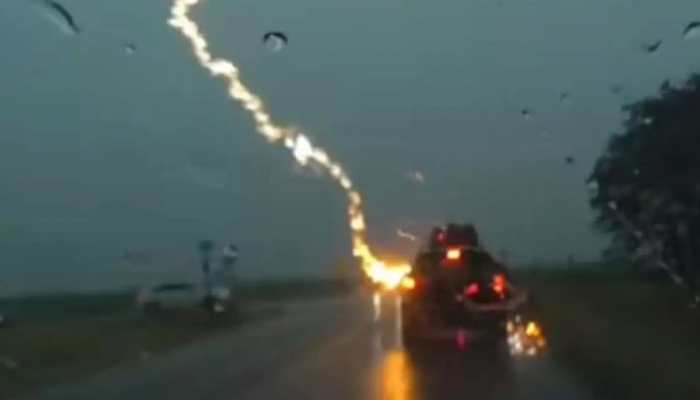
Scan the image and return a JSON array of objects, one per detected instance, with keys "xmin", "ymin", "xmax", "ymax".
[
  {"xmin": 399, "ymin": 276, "xmax": 415, "ymax": 290},
  {"xmin": 168, "ymin": 0, "xmax": 411, "ymax": 288},
  {"xmin": 507, "ymin": 316, "xmax": 547, "ymax": 357}
]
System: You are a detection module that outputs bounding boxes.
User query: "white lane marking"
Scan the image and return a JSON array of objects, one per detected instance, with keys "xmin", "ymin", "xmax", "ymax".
[
  {"xmin": 395, "ymin": 295, "xmax": 403, "ymax": 349},
  {"xmin": 373, "ymin": 291, "xmax": 382, "ymax": 323}
]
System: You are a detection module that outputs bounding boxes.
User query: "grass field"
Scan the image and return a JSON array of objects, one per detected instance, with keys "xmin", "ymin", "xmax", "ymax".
[
  {"xmin": 0, "ymin": 278, "xmax": 354, "ymax": 399},
  {"xmin": 6, "ymin": 270, "xmax": 696, "ymax": 399},
  {"xmin": 520, "ymin": 267, "xmax": 700, "ymax": 400}
]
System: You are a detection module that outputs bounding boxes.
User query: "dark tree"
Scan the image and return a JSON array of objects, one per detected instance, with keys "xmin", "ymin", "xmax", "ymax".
[{"xmin": 588, "ymin": 74, "xmax": 700, "ymax": 303}]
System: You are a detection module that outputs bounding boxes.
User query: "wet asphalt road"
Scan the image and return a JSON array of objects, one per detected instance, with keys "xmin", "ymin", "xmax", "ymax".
[{"xmin": 23, "ymin": 292, "xmax": 594, "ymax": 400}]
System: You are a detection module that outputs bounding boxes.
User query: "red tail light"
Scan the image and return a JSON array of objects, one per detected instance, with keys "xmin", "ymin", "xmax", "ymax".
[
  {"xmin": 492, "ymin": 274, "xmax": 506, "ymax": 297},
  {"xmin": 465, "ymin": 283, "xmax": 480, "ymax": 297}
]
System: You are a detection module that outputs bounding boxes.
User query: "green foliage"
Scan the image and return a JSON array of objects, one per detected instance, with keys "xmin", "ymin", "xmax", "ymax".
[
  {"xmin": 588, "ymin": 74, "xmax": 700, "ymax": 286},
  {"xmin": 529, "ymin": 276, "xmax": 700, "ymax": 400}
]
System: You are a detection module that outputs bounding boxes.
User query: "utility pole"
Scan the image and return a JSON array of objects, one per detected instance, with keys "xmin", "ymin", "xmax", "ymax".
[{"xmin": 198, "ymin": 240, "xmax": 215, "ymax": 300}]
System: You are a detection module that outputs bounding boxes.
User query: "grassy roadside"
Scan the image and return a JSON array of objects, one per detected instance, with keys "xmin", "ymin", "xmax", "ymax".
[
  {"xmin": 520, "ymin": 268, "xmax": 700, "ymax": 400},
  {"xmin": 0, "ymin": 278, "xmax": 354, "ymax": 399}
]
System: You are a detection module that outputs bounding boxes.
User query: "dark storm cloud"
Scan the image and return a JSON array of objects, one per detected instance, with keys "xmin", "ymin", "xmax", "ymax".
[{"xmin": 1, "ymin": 0, "xmax": 699, "ymax": 293}]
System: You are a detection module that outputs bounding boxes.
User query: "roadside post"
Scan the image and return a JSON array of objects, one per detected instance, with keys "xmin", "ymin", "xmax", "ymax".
[
  {"xmin": 198, "ymin": 240, "xmax": 215, "ymax": 310},
  {"xmin": 221, "ymin": 244, "xmax": 239, "ymax": 305}
]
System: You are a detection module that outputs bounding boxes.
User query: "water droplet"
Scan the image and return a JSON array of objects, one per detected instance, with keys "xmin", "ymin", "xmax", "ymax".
[
  {"xmin": 565, "ymin": 156, "xmax": 575, "ymax": 165},
  {"xmin": 263, "ymin": 31, "xmax": 288, "ymax": 52},
  {"xmin": 642, "ymin": 40, "xmax": 662, "ymax": 53},
  {"xmin": 560, "ymin": 92, "xmax": 571, "ymax": 104},
  {"xmin": 0, "ymin": 355, "xmax": 17, "ymax": 370},
  {"xmin": 406, "ymin": 170, "xmax": 425, "ymax": 184},
  {"xmin": 633, "ymin": 168, "xmax": 640, "ymax": 176},
  {"xmin": 397, "ymin": 229, "xmax": 417, "ymax": 242},
  {"xmin": 660, "ymin": 79, "xmax": 671, "ymax": 92},
  {"xmin": 683, "ymin": 21, "xmax": 700, "ymax": 39},
  {"xmin": 607, "ymin": 201, "xmax": 618, "ymax": 210},
  {"xmin": 611, "ymin": 84, "xmax": 623, "ymax": 95},
  {"xmin": 124, "ymin": 43, "xmax": 137, "ymax": 55},
  {"xmin": 587, "ymin": 181, "xmax": 599, "ymax": 193},
  {"xmin": 642, "ymin": 117, "xmax": 653, "ymax": 125},
  {"xmin": 39, "ymin": 0, "xmax": 80, "ymax": 35},
  {"xmin": 521, "ymin": 109, "xmax": 532, "ymax": 120},
  {"xmin": 182, "ymin": 164, "xmax": 227, "ymax": 190}
]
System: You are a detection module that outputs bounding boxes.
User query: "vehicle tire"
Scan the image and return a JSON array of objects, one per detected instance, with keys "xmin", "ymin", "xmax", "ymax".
[
  {"xmin": 202, "ymin": 295, "xmax": 227, "ymax": 315},
  {"xmin": 401, "ymin": 301, "xmax": 419, "ymax": 347},
  {"xmin": 402, "ymin": 324, "xmax": 417, "ymax": 348}
]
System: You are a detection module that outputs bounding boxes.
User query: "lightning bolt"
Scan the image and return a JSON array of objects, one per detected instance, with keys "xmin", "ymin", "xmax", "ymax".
[{"xmin": 168, "ymin": 0, "xmax": 410, "ymax": 288}]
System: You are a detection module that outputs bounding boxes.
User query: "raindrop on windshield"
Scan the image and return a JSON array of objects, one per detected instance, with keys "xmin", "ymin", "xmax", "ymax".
[
  {"xmin": 565, "ymin": 156, "xmax": 575, "ymax": 165},
  {"xmin": 659, "ymin": 79, "xmax": 672, "ymax": 93},
  {"xmin": 642, "ymin": 40, "xmax": 662, "ymax": 54},
  {"xmin": 263, "ymin": 31, "xmax": 288, "ymax": 52},
  {"xmin": 38, "ymin": 0, "xmax": 80, "ymax": 35},
  {"xmin": 642, "ymin": 117, "xmax": 653, "ymax": 125},
  {"xmin": 521, "ymin": 109, "xmax": 532, "ymax": 120},
  {"xmin": 406, "ymin": 170, "xmax": 425, "ymax": 184},
  {"xmin": 587, "ymin": 181, "xmax": 599, "ymax": 193},
  {"xmin": 560, "ymin": 92, "xmax": 571, "ymax": 104},
  {"xmin": 683, "ymin": 21, "xmax": 700, "ymax": 39},
  {"xmin": 0, "ymin": 355, "xmax": 17, "ymax": 370},
  {"xmin": 124, "ymin": 43, "xmax": 137, "ymax": 55}
]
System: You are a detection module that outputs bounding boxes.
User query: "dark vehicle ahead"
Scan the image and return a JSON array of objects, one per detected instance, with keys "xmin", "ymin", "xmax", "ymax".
[{"xmin": 401, "ymin": 224, "xmax": 526, "ymax": 346}]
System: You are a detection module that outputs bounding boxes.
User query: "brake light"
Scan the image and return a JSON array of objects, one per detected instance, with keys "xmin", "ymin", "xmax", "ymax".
[
  {"xmin": 465, "ymin": 283, "xmax": 479, "ymax": 297},
  {"xmin": 446, "ymin": 247, "xmax": 461, "ymax": 261},
  {"xmin": 492, "ymin": 273, "xmax": 506, "ymax": 297}
]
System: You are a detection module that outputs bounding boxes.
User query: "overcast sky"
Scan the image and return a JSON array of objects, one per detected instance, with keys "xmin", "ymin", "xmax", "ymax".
[{"xmin": 1, "ymin": 0, "xmax": 699, "ymax": 294}]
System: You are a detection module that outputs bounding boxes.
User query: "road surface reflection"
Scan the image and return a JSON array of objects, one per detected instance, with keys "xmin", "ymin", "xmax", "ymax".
[
  {"xmin": 378, "ymin": 351, "xmax": 415, "ymax": 400},
  {"xmin": 371, "ymin": 291, "xmax": 516, "ymax": 400}
]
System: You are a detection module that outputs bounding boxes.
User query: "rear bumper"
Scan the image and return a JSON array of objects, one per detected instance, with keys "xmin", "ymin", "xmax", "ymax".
[
  {"xmin": 402, "ymin": 291, "xmax": 528, "ymax": 341},
  {"xmin": 403, "ymin": 320, "xmax": 507, "ymax": 347},
  {"xmin": 403, "ymin": 307, "xmax": 507, "ymax": 342},
  {"xmin": 462, "ymin": 290, "xmax": 528, "ymax": 313}
]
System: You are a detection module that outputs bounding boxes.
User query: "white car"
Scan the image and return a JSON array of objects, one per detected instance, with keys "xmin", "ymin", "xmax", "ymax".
[{"xmin": 136, "ymin": 283, "xmax": 231, "ymax": 312}]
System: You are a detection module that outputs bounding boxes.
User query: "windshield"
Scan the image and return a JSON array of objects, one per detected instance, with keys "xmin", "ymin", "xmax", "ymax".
[{"xmin": 1, "ymin": 0, "xmax": 699, "ymax": 399}]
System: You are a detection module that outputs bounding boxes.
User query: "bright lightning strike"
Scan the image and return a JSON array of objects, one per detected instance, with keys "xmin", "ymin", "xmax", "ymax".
[{"xmin": 168, "ymin": 0, "xmax": 410, "ymax": 288}]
